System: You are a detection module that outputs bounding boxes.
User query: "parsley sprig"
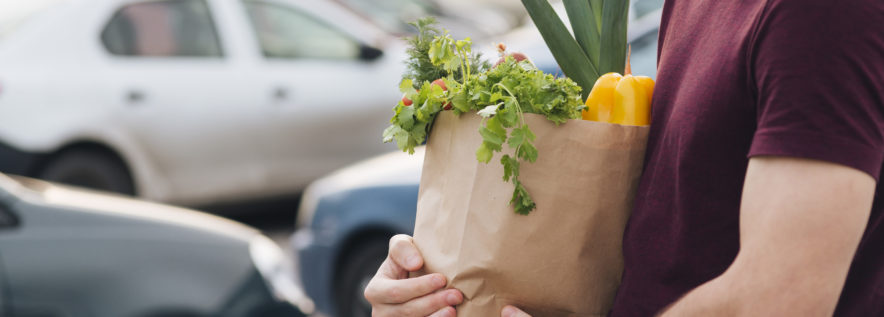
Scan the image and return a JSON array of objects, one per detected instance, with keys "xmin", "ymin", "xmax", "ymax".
[{"xmin": 384, "ymin": 27, "xmax": 584, "ymax": 214}]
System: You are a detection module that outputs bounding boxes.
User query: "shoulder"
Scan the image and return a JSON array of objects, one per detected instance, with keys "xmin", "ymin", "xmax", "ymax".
[
  {"xmin": 762, "ymin": 0, "xmax": 882, "ymax": 20},
  {"xmin": 754, "ymin": 0, "xmax": 884, "ymax": 47},
  {"xmin": 766, "ymin": 0, "xmax": 874, "ymax": 8}
]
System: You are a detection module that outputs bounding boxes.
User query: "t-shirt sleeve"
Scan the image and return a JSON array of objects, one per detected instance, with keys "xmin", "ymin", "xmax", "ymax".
[{"xmin": 747, "ymin": 0, "xmax": 884, "ymax": 180}]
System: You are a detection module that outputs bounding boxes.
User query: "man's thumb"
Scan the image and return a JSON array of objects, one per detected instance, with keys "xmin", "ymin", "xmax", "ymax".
[{"xmin": 502, "ymin": 305, "xmax": 532, "ymax": 317}]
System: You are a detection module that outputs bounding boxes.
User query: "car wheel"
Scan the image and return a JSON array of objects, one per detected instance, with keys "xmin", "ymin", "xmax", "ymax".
[
  {"xmin": 39, "ymin": 149, "xmax": 135, "ymax": 195},
  {"xmin": 336, "ymin": 238, "xmax": 389, "ymax": 317}
]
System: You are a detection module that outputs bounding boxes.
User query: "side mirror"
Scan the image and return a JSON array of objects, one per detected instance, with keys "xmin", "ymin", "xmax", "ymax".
[{"xmin": 359, "ymin": 44, "xmax": 384, "ymax": 62}]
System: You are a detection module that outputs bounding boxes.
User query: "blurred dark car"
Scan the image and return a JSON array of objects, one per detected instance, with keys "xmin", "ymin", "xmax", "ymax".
[
  {"xmin": 291, "ymin": 5, "xmax": 664, "ymax": 315},
  {"xmin": 291, "ymin": 148, "xmax": 422, "ymax": 317},
  {"xmin": 0, "ymin": 173, "xmax": 314, "ymax": 317}
]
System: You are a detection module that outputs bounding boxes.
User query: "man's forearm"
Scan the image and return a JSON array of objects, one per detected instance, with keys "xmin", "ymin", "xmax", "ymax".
[
  {"xmin": 660, "ymin": 258, "xmax": 848, "ymax": 317},
  {"xmin": 659, "ymin": 271, "xmax": 739, "ymax": 316}
]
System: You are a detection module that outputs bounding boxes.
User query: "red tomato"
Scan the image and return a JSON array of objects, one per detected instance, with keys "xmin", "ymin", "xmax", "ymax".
[{"xmin": 431, "ymin": 78, "xmax": 447, "ymax": 91}]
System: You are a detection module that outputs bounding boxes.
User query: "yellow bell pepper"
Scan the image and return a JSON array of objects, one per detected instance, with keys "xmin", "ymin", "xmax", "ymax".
[
  {"xmin": 582, "ymin": 49, "xmax": 654, "ymax": 126},
  {"xmin": 635, "ymin": 75, "xmax": 655, "ymax": 104},
  {"xmin": 582, "ymin": 73, "xmax": 622, "ymax": 122},
  {"xmin": 612, "ymin": 74, "xmax": 651, "ymax": 125}
]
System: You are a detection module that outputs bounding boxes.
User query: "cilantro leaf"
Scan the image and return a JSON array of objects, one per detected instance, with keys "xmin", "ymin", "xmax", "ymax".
[
  {"xmin": 428, "ymin": 40, "xmax": 444, "ymax": 66},
  {"xmin": 382, "ymin": 125, "xmax": 398, "ymax": 143},
  {"xmin": 486, "ymin": 116, "xmax": 506, "ymax": 136},
  {"xmin": 521, "ymin": 125, "xmax": 537, "ymax": 142},
  {"xmin": 450, "ymin": 92, "xmax": 470, "ymax": 112},
  {"xmin": 517, "ymin": 141, "xmax": 539, "ymax": 163},
  {"xmin": 479, "ymin": 126, "xmax": 505, "ymax": 146},
  {"xmin": 429, "ymin": 83, "xmax": 446, "ymax": 99},
  {"xmin": 498, "ymin": 98, "xmax": 519, "ymax": 127},
  {"xmin": 414, "ymin": 107, "xmax": 429, "ymax": 122},
  {"xmin": 394, "ymin": 129, "xmax": 411, "ymax": 152},
  {"xmin": 489, "ymin": 91, "xmax": 503, "ymax": 103},
  {"xmin": 397, "ymin": 106, "xmax": 415, "ymax": 130},
  {"xmin": 410, "ymin": 121, "xmax": 428, "ymax": 144},
  {"xmin": 476, "ymin": 142, "xmax": 494, "ymax": 163},
  {"xmin": 510, "ymin": 181, "xmax": 536, "ymax": 215},
  {"xmin": 508, "ymin": 126, "xmax": 526, "ymax": 149},
  {"xmin": 484, "ymin": 140, "xmax": 502, "ymax": 152},
  {"xmin": 477, "ymin": 105, "xmax": 498, "ymax": 118},
  {"xmin": 399, "ymin": 79, "xmax": 417, "ymax": 95},
  {"xmin": 501, "ymin": 154, "xmax": 519, "ymax": 181}
]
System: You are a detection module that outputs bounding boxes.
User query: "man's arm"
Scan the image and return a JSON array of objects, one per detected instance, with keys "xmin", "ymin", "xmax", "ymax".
[
  {"xmin": 661, "ymin": 156, "xmax": 875, "ymax": 316},
  {"xmin": 501, "ymin": 156, "xmax": 875, "ymax": 317}
]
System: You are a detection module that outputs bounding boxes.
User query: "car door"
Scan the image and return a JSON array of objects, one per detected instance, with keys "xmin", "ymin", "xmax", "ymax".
[
  {"xmin": 100, "ymin": 0, "xmax": 271, "ymax": 203},
  {"xmin": 0, "ymin": 200, "xmax": 12, "ymax": 317},
  {"xmin": 238, "ymin": 0, "xmax": 401, "ymax": 192}
]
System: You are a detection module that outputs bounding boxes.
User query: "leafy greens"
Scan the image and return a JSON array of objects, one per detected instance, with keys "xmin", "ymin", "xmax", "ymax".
[
  {"xmin": 384, "ymin": 24, "xmax": 584, "ymax": 214},
  {"xmin": 403, "ymin": 17, "xmax": 488, "ymax": 88}
]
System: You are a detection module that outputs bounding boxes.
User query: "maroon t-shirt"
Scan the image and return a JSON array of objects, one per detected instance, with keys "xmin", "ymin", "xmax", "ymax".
[{"xmin": 611, "ymin": 0, "xmax": 884, "ymax": 315}]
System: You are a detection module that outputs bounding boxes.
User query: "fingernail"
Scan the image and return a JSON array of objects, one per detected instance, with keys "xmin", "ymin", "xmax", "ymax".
[
  {"xmin": 442, "ymin": 307, "xmax": 455, "ymax": 317},
  {"xmin": 432, "ymin": 275, "xmax": 445, "ymax": 287},
  {"xmin": 407, "ymin": 255, "xmax": 421, "ymax": 268},
  {"xmin": 446, "ymin": 292, "xmax": 460, "ymax": 305}
]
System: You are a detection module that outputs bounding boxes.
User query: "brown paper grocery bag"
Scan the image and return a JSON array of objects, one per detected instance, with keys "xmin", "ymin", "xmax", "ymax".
[{"xmin": 413, "ymin": 111, "xmax": 649, "ymax": 316}]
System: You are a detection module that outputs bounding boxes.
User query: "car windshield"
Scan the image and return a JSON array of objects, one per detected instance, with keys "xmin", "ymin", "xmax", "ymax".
[{"xmin": 0, "ymin": 0, "xmax": 66, "ymax": 41}]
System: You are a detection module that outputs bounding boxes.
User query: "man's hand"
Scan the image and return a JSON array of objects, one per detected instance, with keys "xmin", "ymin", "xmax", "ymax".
[
  {"xmin": 661, "ymin": 157, "xmax": 875, "ymax": 316},
  {"xmin": 364, "ymin": 234, "xmax": 464, "ymax": 316},
  {"xmin": 501, "ymin": 305, "xmax": 532, "ymax": 317}
]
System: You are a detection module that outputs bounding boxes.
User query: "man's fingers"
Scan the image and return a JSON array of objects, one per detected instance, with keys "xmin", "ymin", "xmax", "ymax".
[
  {"xmin": 377, "ymin": 256, "xmax": 406, "ymax": 281},
  {"xmin": 389, "ymin": 234, "xmax": 423, "ymax": 271},
  {"xmin": 428, "ymin": 306, "xmax": 457, "ymax": 317},
  {"xmin": 376, "ymin": 289, "xmax": 463, "ymax": 317},
  {"xmin": 429, "ymin": 306, "xmax": 457, "ymax": 317},
  {"xmin": 364, "ymin": 273, "xmax": 447, "ymax": 304},
  {"xmin": 502, "ymin": 305, "xmax": 532, "ymax": 317}
]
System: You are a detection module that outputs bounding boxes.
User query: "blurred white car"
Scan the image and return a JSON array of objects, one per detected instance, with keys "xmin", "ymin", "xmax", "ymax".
[
  {"xmin": 0, "ymin": 0, "xmax": 404, "ymax": 206},
  {"xmin": 332, "ymin": 0, "xmax": 522, "ymax": 40}
]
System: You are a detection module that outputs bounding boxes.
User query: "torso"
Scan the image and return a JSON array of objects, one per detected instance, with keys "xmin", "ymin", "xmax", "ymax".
[{"xmin": 611, "ymin": 0, "xmax": 884, "ymax": 315}]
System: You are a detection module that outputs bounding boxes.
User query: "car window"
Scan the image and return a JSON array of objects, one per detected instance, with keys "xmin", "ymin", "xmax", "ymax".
[
  {"xmin": 0, "ymin": 0, "xmax": 66, "ymax": 41},
  {"xmin": 101, "ymin": 0, "xmax": 223, "ymax": 57},
  {"xmin": 242, "ymin": 0, "xmax": 359, "ymax": 60}
]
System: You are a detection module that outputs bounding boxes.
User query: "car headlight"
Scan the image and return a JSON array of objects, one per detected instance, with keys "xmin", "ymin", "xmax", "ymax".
[{"xmin": 249, "ymin": 235, "xmax": 315, "ymax": 314}]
